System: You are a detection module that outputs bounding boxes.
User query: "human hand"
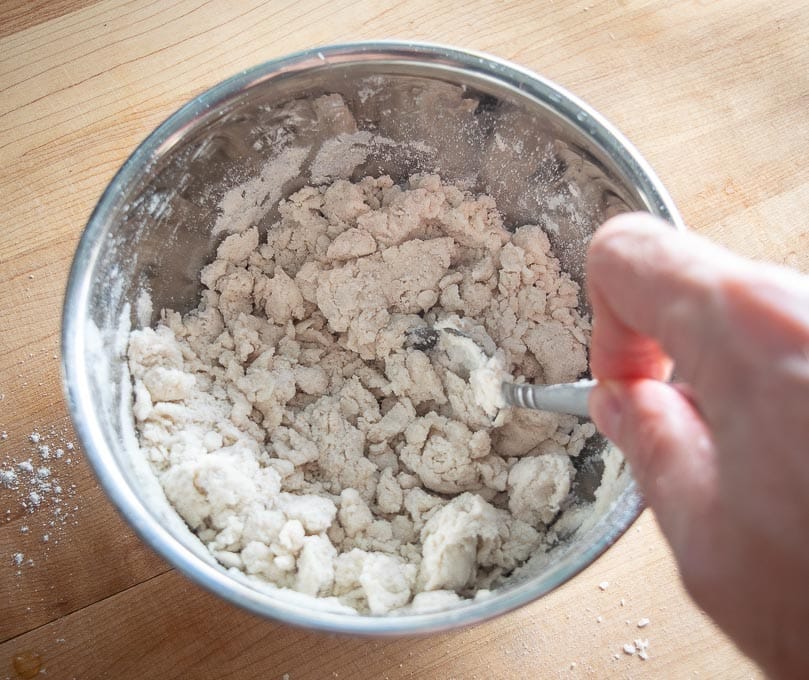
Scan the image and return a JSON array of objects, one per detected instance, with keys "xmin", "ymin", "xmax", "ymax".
[{"xmin": 586, "ymin": 213, "xmax": 809, "ymax": 679}]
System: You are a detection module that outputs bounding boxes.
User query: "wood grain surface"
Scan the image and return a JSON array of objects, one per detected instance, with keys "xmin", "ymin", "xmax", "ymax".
[{"xmin": 2, "ymin": 0, "xmax": 807, "ymax": 678}]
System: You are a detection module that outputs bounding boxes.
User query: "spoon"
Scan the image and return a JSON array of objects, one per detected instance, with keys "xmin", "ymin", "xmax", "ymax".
[
  {"xmin": 406, "ymin": 325, "xmax": 596, "ymax": 419},
  {"xmin": 501, "ymin": 379, "xmax": 595, "ymax": 418}
]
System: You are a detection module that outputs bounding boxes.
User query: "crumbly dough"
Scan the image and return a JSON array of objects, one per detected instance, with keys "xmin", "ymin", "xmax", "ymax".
[{"xmin": 128, "ymin": 173, "xmax": 595, "ymax": 614}]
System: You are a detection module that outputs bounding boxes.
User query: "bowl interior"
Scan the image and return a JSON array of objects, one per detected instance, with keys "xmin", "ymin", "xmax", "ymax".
[{"xmin": 64, "ymin": 44, "xmax": 674, "ymax": 634}]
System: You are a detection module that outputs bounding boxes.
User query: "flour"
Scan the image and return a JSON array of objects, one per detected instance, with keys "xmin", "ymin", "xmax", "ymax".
[
  {"xmin": 621, "ymin": 638, "xmax": 650, "ymax": 661},
  {"xmin": 0, "ymin": 469, "xmax": 17, "ymax": 488},
  {"xmin": 1, "ymin": 426, "xmax": 81, "ymax": 573},
  {"xmin": 212, "ymin": 146, "xmax": 310, "ymax": 237},
  {"xmin": 127, "ymin": 173, "xmax": 594, "ymax": 613}
]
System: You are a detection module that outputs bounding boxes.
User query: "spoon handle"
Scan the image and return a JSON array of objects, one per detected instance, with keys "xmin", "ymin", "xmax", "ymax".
[{"xmin": 502, "ymin": 379, "xmax": 597, "ymax": 418}]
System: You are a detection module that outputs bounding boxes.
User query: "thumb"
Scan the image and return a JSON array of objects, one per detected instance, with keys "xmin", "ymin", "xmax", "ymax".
[{"xmin": 589, "ymin": 379, "xmax": 717, "ymax": 550}]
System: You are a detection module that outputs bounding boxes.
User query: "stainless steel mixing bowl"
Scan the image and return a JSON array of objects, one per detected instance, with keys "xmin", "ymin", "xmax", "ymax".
[{"xmin": 62, "ymin": 42, "xmax": 682, "ymax": 634}]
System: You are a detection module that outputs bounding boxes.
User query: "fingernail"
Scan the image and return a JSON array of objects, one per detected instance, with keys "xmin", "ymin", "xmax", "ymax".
[{"xmin": 590, "ymin": 381, "xmax": 624, "ymax": 441}]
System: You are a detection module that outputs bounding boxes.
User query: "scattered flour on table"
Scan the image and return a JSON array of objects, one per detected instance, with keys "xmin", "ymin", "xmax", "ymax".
[
  {"xmin": 127, "ymin": 173, "xmax": 596, "ymax": 613},
  {"xmin": 1, "ymin": 426, "xmax": 81, "ymax": 574},
  {"xmin": 622, "ymin": 638, "xmax": 650, "ymax": 661}
]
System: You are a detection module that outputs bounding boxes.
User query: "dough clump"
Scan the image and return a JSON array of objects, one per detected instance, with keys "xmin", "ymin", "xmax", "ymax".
[{"xmin": 128, "ymin": 173, "xmax": 595, "ymax": 614}]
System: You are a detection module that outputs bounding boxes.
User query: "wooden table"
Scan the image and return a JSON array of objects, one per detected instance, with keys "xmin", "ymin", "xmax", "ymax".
[{"xmin": 2, "ymin": 1, "xmax": 806, "ymax": 677}]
